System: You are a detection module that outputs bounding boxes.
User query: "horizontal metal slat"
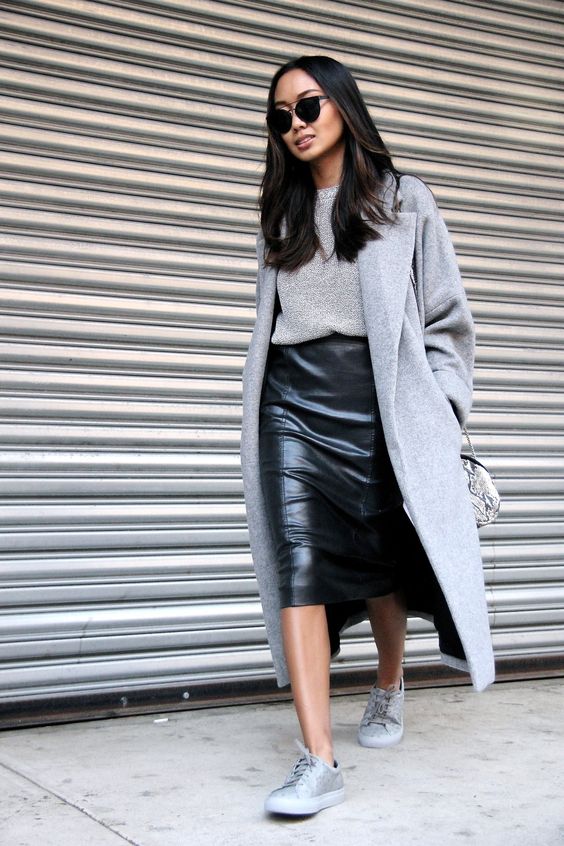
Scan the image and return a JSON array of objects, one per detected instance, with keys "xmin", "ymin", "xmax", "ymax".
[
  {"xmin": 6, "ymin": 1, "xmax": 562, "ymax": 84},
  {"xmin": 207, "ymin": 0, "xmax": 564, "ymax": 42},
  {"xmin": 475, "ymin": 324, "xmax": 564, "ymax": 350},
  {"xmin": 465, "ymin": 433, "xmax": 564, "ymax": 453},
  {"xmin": 0, "ymin": 625, "xmax": 267, "ymax": 662},
  {"xmin": 5, "ymin": 609, "xmax": 563, "ymax": 664},
  {"xmin": 0, "ymin": 151, "xmax": 262, "ymax": 202},
  {"xmin": 0, "ymin": 451, "xmax": 242, "ymax": 471},
  {"xmin": 6, "ymin": 425, "xmax": 564, "ymax": 450},
  {"xmin": 2, "ymin": 120, "xmax": 559, "ymax": 177},
  {"xmin": 0, "ymin": 526, "xmax": 250, "ymax": 551},
  {"xmin": 0, "ymin": 396, "xmax": 244, "ymax": 420},
  {"xmin": 470, "ymin": 455, "xmax": 564, "ymax": 477},
  {"xmin": 3, "ymin": 147, "xmax": 562, "ymax": 202},
  {"xmin": 472, "ymin": 299, "xmax": 562, "ymax": 324},
  {"xmin": 0, "ymin": 205, "xmax": 258, "ymax": 252},
  {"xmin": 0, "ymin": 477, "xmax": 244, "ymax": 497},
  {"xmin": 0, "ymin": 598, "xmax": 264, "ymax": 638},
  {"xmin": 476, "ymin": 347, "xmax": 564, "ymax": 368},
  {"xmin": 2, "ymin": 2, "xmax": 560, "ymax": 88},
  {"xmin": 2, "ymin": 77, "xmax": 560, "ymax": 156},
  {"xmin": 0, "ymin": 177, "xmax": 259, "ymax": 232},
  {"xmin": 0, "ymin": 508, "xmax": 546, "ymax": 534},
  {"xmin": 338, "ymin": 625, "xmax": 564, "ymax": 668},
  {"xmin": 474, "ymin": 367, "xmax": 564, "ymax": 390},
  {"xmin": 0, "ymin": 343, "xmax": 246, "ymax": 374},
  {"xmin": 478, "ymin": 521, "xmax": 564, "ymax": 541},
  {"xmin": 0, "ymin": 545, "xmax": 562, "ymax": 586},
  {"xmin": 0, "ymin": 285, "xmax": 254, "ymax": 325},
  {"xmin": 0, "ymin": 473, "xmax": 561, "ymax": 498},
  {"xmin": 460, "ymin": 410, "xmax": 564, "ymax": 431},
  {"xmin": 1, "ymin": 620, "xmax": 563, "ymax": 700},
  {"xmin": 0, "ymin": 371, "xmax": 242, "ymax": 399},
  {"xmin": 0, "ymin": 427, "xmax": 240, "ymax": 447},
  {"xmin": 0, "ymin": 122, "xmax": 260, "ymax": 179},
  {"xmin": 0, "ymin": 550, "xmax": 253, "ymax": 581},
  {"xmin": 0, "ymin": 500, "xmax": 248, "ymax": 526},
  {"xmin": 2, "ymin": 204, "xmax": 563, "ymax": 259},
  {"xmin": 2, "ymin": 51, "xmax": 561, "ymax": 135},
  {"xmin": 0, "ymin": 575, "xmax": 258, "ymax": 608},
  {"xmin": 4, "ymin": 177, "xmax": 562, "ymax": 231},
  {"xmin": 0, "ymin": 314, "xmax": 250, "ymax": 349}
]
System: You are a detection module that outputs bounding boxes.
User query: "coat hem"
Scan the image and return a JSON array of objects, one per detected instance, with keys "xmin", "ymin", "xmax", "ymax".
[
  {"xmin": 440, "ymin": 651, "xmax": 495, "ymax": 692},
  {"xmin": 439, "ymin": 651, "xmax": 469, "ymax": 674}
]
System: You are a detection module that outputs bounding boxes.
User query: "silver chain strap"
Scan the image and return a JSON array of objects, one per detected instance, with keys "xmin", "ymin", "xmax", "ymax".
[{"xmin": 462, "ymin": 426, "xmax": 477, "ymax": 460}]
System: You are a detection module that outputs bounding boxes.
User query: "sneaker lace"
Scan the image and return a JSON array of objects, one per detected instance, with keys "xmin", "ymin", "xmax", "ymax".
[
  {"xmin": 362, "ymin": 685, "xmax": 402, "ymax": 727},
  {"xmin": 283, "ymin": 740, "xmax": 315, "ymax": 786}
]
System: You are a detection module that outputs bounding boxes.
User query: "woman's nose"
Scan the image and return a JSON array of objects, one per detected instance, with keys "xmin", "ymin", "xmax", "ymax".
[{"xmin": 291, "ymin": 109, "xmax": 306, "ymax": 129}]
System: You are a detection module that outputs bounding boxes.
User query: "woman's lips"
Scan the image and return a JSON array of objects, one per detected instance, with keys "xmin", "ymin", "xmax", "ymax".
[{"xmin": 295, "ymin": 135, "xmax": 314, "ymax": 151}]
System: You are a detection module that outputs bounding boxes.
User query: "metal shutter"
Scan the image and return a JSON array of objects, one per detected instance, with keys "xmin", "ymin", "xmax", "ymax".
[{"xmin": 0, "ymin": 0, "xmax": 562, "ymax": 724}]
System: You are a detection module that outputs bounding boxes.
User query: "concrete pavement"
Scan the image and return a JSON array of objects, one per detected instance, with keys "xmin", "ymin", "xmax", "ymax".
[{"xmin": 1, "ymin": 678, "xmax": 563, "ymax": 846}]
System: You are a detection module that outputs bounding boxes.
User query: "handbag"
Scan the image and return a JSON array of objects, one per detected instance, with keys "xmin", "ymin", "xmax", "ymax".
[{"xmin": 461, "ymin": 428, "xmax": 501, "ymax": 527}]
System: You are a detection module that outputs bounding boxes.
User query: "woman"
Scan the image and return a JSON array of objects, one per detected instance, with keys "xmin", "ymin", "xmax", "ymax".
[{"xmin": 240, "ymin": 55, "xmax": 494, "ymax": 816}]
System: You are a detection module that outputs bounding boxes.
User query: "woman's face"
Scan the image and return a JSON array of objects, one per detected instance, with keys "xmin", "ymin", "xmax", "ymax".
[{"xmin": 273, "ymin": 69, "xmax": 345, "ymax": 170}]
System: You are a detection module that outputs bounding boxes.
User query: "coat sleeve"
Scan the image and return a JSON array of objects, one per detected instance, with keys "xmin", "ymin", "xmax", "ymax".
[{"xmin": 404, "ymin": 176, "xmax": 475, "ymax": 427}]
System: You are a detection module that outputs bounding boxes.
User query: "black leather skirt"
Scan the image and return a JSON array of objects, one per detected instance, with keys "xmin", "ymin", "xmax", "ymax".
[{"xmin": 259, "ymin": 333, "xmax": 406, "ymax": 608}]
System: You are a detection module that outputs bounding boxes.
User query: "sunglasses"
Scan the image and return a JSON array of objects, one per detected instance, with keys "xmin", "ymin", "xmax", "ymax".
[{"xmin": 267, "ymin": 95, "xmax": 330, "ymax": 135}]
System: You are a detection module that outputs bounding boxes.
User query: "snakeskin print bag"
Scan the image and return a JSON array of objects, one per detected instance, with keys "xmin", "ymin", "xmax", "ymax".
[{"xmin": 461, "ymin": 429, "xmax": 501, "ymax": 527}]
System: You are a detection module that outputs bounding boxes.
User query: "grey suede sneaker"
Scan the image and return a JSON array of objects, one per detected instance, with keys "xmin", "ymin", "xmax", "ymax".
[
  {"xmin": 357, "ymin": 677, "xmax": 404, "ymax": 748},
  {"xmin": 264, "ymin": 740, "xmax": 345, "ymax": 816}
]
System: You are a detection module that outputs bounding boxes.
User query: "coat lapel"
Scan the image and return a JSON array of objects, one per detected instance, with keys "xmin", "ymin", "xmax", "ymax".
[{"xmin": 357, "ymin": 211, "xmax": 417, "ymax": 406}]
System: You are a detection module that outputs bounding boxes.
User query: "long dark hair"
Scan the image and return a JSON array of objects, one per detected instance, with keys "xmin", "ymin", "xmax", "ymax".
[{"xmin": 260, "ymin": 55, "xmax": 399, "ymax": 271}]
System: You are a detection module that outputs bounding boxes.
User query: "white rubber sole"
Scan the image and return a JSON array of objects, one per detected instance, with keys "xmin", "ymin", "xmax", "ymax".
[
  {"xmin": 357, "ymin": 726, "xmax": 404, "ymax": 748},
  {"xmin": 265, "ymin": 786, "xmax": 345, "ymax": 816}
]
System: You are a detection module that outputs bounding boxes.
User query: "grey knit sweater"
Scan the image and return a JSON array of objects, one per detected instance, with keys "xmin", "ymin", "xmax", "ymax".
[{"xmin": 270, "ymin": 184, "xmax": 367, "ymax": 344}]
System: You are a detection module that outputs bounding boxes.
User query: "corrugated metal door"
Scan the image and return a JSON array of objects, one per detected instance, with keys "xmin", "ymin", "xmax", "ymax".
[{"xmin": 0, "ymin": 0, "xmax": 562, "ymax": 724}]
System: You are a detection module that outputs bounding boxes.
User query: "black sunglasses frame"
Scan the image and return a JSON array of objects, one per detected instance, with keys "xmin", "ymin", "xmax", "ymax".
[{"xmin": 267, "ymin": 95, "xmax": 330, "ymax": 135}]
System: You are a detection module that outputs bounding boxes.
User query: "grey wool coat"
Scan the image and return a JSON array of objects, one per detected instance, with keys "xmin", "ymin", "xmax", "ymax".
[{"xmin": 240, "ymin": 173, "xmax": 495, "ymax": 693}]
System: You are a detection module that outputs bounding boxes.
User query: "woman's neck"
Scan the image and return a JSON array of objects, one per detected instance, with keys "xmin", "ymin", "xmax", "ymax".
[{"xmin": 309, "ymin": 151, "xmax": 343, "ymax": 190}]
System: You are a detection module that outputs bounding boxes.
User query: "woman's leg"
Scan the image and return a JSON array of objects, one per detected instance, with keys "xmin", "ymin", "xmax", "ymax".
[
  {"xmin": 280, "ymin": 604, "xmax": 334, "ymax": 765},
  {"xmin": 366, "ymin": 590, "xmax": 407, "ymax": 688}
]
